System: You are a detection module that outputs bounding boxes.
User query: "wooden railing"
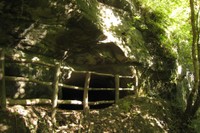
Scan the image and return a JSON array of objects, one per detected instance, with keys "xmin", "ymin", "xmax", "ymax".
[{"xmin": 0, "ymin": 49, "xmax": 136, "ymax": 115}]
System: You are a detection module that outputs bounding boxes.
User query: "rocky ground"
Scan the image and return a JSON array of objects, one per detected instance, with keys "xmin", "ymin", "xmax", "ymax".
[{"xmin": 0, "ymin": 96, "xmax": 180, "ymax": 133}]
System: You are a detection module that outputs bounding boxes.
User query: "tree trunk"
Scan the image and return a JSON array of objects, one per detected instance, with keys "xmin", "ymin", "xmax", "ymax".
[
  {"xmin": 0, "ymin": 48, "xmax": 6, "ymax": 110},
  {"xmin": 183, "ymin": 0, "xmax": 199, "ymax": 123}
]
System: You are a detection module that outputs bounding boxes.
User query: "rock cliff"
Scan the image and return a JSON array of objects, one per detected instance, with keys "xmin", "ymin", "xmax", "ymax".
[{"xmin": 0, "ymin": 0, "xmax": 176, "ymax": 98}]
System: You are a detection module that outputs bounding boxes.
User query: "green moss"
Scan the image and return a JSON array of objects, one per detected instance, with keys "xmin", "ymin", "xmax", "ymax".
[
  {"xmin": 75, "ymin": 0, "xmax": 99, "ymax": 23},
  {"xmin": 119, "ymin": 100, "xmax": 132, "ymax": 112}
]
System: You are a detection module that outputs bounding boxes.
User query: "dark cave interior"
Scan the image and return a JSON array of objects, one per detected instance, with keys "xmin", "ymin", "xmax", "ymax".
[{"xmin": 58, "ymin": 72, "xmax": 134, "ymax": 110}]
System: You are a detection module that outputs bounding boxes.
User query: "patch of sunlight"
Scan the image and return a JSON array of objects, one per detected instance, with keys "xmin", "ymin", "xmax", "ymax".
[
  {"xmin": 100, "ymin": 6, "xmax": 122, "ymax": 28},
  {"xmin": 25, "ymin": 35, "xmax": 37, "ymax": 45},
  {"xmin": 70, "ymin": 100, "xmax": 82, "ymax": 105},
  {"xmin": 177, "ymin": 65, "xmax": 182, "ymax": 75},
  {"xmin": 166, "ymin": 25, "xmax": 177, "ymax": 34},
  {"xmin": 26, "ymin": 99, "xmax": 40, "ymax": 105},
  {"xmin": 99, "ymin": 31, "xmax": 131, "ymax": 57},
  {"xmin": 143, "ymin": 114, "xmax": 165, "ymax": 130},
  {"xmin": 170, "ymin": 7, "xmax": 190, "ymax": 19},
  {"xmin": 171, "ymin": 47, "xmax": 177, "ymax": 54},
  {"xmin": 64, "ymin": 4, "xmax": 74, "ymax": 15},
  {"xmin": 109, "ymin": 120, "xmax": 115, "ymax": 124},
  {"xmin": 8, "ymin": 105, "xmax": 39, "ymax": 130},
  {"xmin": 17, "ymin": 25, "xmax": 48, "ymax": 50},
  {"xmin": 98, "ymin": 4, "xmax": 121, "ymax": 43},
  {"xmin": 62, "ymin": 51, "xmax": 69, "ymax": 60},
  {"xmin": 90, "ymin": 110, "xmax": 100, "ymax": 115},
  {"xmin": 119, "ymin": 45, "xmax": 132, "ymax": 57},
  {"xmin": 12, "ymin": 51, "xmax": 26, "ymax": 60},
  {"xmin": 0, "ymin": 124, "xmax": 10, "ymax": 132},
  {"xmin": 50, "ymin": 1, "xmax": 57, "ymax": 6},
  {"xmin": 135, "ymin": 107, "xmax": 141, "ymax": 114},
  {"xmin": 67, "ymin": 70, "xmax": 72, "ymax": 79},
  {"xmin": 130, "ymin": 55, "xmax": 136, "ymax": 60},
  {"xmin": 97, "ymin": 4, "xmax": 134, "ymax": 57},
  {"xmin": 14, "ymin": 81, "xmax": 26, "ymax": 99},
  {"xmin": 13, "ymin": 53, "xmax": 20, "ymax": 59},
  {"xmin": 140, "ymin": 24, "xmax": 148, "ymax": 30},
  {"xmin": 100, "ymin": 30, "xmax": 119, "ymax": 43},
  {"xmin": 147, "ymin": 57, "xmax": 154, "ymax": 67},
  {"xmin": 9, "ymin": 105, "xmax": 28, "ymax": 116},
  {"xmin": 32, "ymin": 56, "xmax": 40, "ymax": 61}
]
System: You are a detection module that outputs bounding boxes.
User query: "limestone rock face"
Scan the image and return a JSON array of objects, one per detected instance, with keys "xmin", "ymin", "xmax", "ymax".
[
  {"xmin": 0, "ymin": 0, "xmax": 176, "ymax": 98},
  {"xmin": 0, "ymin": 0, "xmax": 147, "ymax": 69}
]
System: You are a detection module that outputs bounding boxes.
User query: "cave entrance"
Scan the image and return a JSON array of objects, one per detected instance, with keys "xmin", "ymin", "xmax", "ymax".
[{"xmin": 58, "ymin": 71, "xmax": 134, "ymax": 110}]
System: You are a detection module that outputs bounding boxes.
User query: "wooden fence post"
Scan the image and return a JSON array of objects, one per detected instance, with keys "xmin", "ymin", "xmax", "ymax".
[
  {"xmin": 83, "ymin": 72, "xmax": 91, "ymax": 114},
  {"xmin": 134, "ymin": 69, "xmax": 139, "ymax": 97},
  {"xmin": 51, "ymin": 63, "xmax": 61, "ymax": 120},
  {"xmin": 0, "ymin": 48, "xmax": 6, "ymax": 110},
  {"xmin": 115, "ymin": 75, "xmax": 119, "ymax": 104}
]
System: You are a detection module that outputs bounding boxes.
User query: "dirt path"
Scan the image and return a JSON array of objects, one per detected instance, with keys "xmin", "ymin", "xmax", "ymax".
[{"xmin": 0, "ymin": 96, "xmax": 179, "ymax": 133}]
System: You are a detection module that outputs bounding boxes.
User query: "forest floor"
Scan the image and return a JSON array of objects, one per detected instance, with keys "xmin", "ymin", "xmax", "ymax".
[{"xmin": 0, "ymin": 96, "xmax": 181, "ymax": 133}]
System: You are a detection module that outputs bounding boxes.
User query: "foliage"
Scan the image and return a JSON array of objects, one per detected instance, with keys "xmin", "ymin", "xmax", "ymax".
[
  {"xmin": 136, "ymin": 0, "xmax": 200, "ymax": 126},
  {"xmin": 75, "ymin": 0, "xmax": 100, "ymax": 23},
  {"xmin": 181, "ymin": 0, "xmax": 200, "ymax": 127},
  {"xmin": 137, "ymin": 0, "xmax": 191, "ymax": 68},
  {"xmin": 191, "ymin": 112, "xmax": 200, "ymax": 132},
  {"xmin": 126, "ymin": 0, "xmax": 178, "ymax": 99}
]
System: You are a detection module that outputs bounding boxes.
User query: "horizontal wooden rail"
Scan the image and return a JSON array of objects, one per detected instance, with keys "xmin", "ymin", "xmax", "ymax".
[
  {"xmin": 5, "ymin": 76, "xmax": 83, "ymax": 90},
  {"xmin": 73, "ymin": 70, "xmax": 114, "ymax": 77},
  {"xmin": 60, "ymin": 66, "xmax": 73, "ymax": 71},
  {"xmin": 7, "ymin": 98, "xmax": 52, "ymax": 105},
  {"xmin": 6, "ymin": 57, "xmax": 135, "ymax": 79},
  {"xmin": 89, "ymin": 87, "xmax": 134, "ymax": 91},
  {"xmin": 58, "ymin": 83, "xmax": 83, "ymax": 90},
  {"xmin": 89, "ymin": 100, "xmax": 114, "ymax": 105},
  {"xmin": 119, "ymin": 87, "xmax": 135, "ymax": 91},
  {"xmin": 88, "ymin": 88, "xmax": 115, "ymax": 91},
  {"xmin": 2, "ymin": 56, "xmax": 136, "ymax": 112},
  {"xmin": 6, "ymin": 99, "xmax": 83, "ymax": 105},
  {"xmin": 91, "ymin": 71, "xmax": 114, "ymax": 77},
  {"xmin": 6, "ymin": 99, "xmax": 114, "ymax": 106},
  {"xmin": 119, "ymin": 75, "xmax": 134, "ymax": 78},
  {"xmin": 5, "ymin": 76, "xmax": 52, "ymax": 86},
  {"xmin": 68, "ymin": 70, "xmax": 135, "ymax": 78},
  {"xmin": 57, "ymin": 100, "xmax": 83, "ymax": 105},
  {"xmin": 5, "ymin": 76, "xmax": 134, "ymax": 91}
]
